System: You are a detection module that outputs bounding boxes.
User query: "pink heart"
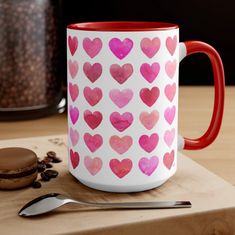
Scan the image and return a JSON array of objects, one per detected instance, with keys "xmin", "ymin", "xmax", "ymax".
[
  {"xmin": 139, "ymin": 111, "xmax": 159, "ymax": 130},
  {"xmin": 70, "ymin": 149, "xmax": 80, "ymax": 169},
  {"xmin": 139, "ymin": 87, "xmax": 160, "ymax": 107},
  {"xmin": 110, "ymin": 63, "xmax": 133, "ymax": 84},
  {"xmin": 83, "ymin": 62, "xmax": 102, "ymax": 83},
  {"xmin": 109, "ymin": 135, "xmax": 133, "ymax": 154},
  {"xmin": 164, "ymin": 83, "xmax": 176, "ymax": 102},
  {"xmin": 165, "ymin": 60, "xmax": 177, "ymax": 78},
  {"xmin": 139, "ymin": 134, "xmax": 159, "ymax": 153},
  {"xmin": 138, "ymin": 156, "xmax": 159, "ymax": 176},
  {"xmin": 84, "ymin": 156, "xmax": 102, "ymax": 176},
  {"xmin": 109, "ymin": 38, "xmax": 133, "ymax": 59},
  {"xmin": 84, "ymin": 133, "xmax": 103, "ymax": 152},
  {"xmin": 164, "ymin": 128, "xmax": 175, "ymax": 147},
  {"xmin": 68, "ymin": 36, "xmax": 78, "ymax": 56},
  {"xmin": 163, "ymin": 150, "xmax": 175, "ymax": 170},
  {"xmin": 83, "ymin": 37, "xmax": 102, "ymax": 58},
  {"xmin": 110, "ymin": 112, "xmax": 133, "ymax": 132},
  {"xmin": 109, "ymin": 158, "xmax": 133, "ymax": 178},
  {"xmin": 69, "ymin": 83, "xmax": 79, "ymax": 102},
  {"xmin": 140, "ymin": 37, "xmax": 161, "ymax": 58},
  {"xmin": 140, "ymin": 63, "xmax": 160, "ymax": 83},
  {"xmin": 69, "ymin": 105, "xmax": 79, "ymax": 125},
  {"xmin": 109, "ymin": 89, "xmax": 133, "ymax": 108},
  {"xmin": 164, "ymin": 106, "xmax": 176, "ymax": 125},
  {"xmin": 84, "ymin": 110, "xmax": 103, "ymax": 130},
  {"xmin": 83, "ymin": 87, "xmax": 102, "ymax": 106},
  {"xmin": 166, "ymin": 36, "xmax": 177, "ymax": 56},
  {"xmin": 69, "ymin": 60, "xmax": 78, "ymax": 79},
  {"xmin": 69, "ymin": 127, "xmax": 79, "ymax": 146}
]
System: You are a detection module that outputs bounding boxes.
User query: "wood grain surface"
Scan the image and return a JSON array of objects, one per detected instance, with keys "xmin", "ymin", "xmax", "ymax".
[
  {"xmin": 0, "ymin": 135, "xmax": 235, "ymax": 235},
  {"xmin": 0, "ymin": 86, "xmax": 234, "ymax": 185}
]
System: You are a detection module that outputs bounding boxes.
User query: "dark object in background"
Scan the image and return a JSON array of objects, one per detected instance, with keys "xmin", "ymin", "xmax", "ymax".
[{"xmin": 0, "ymin": 0, "xmax": 65, "ymax": 120}]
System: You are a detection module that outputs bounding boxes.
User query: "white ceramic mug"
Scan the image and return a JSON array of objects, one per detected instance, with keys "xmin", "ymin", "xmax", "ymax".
[{"xmin": 67, "ymin": 22, "xmax": 225, "ymax": 192}]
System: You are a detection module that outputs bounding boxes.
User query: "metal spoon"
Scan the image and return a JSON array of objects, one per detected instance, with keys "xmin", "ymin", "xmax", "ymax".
[{"xmin": 18, "ymin": 193, "xmax": 191, "ymax": 217}]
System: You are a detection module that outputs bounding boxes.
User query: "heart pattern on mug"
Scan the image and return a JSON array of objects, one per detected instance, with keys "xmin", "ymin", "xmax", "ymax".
[
  {"xmin": 138, "ymin": 156, "xmax": 159, "ymax": 176},
  {"xmin": 140, "ymin": 63, "xmax": 160, "ymax": 83},
  {"xmin": 140, "ymin": 37, "xmax": 161, "ymax": 58},
  {"xmin": 83, "ymin": 62, "xmax": 102, "ymax": 83},
  {"xmin": 164, "ymin": 128, "xmax": 175, "ymax": 147},
  {"xmin": 83, "ymin": 37, "xmax": 102, "ymax": 58},
  {"xmin": 84, "ymin": 156, "xmax": 103, "ymax": 175},
  {"xmin": 165, "ymin": 59, "xmax": 177, "ymax": 78},
  {"xmin": 163, "ymin": 150, "xmax": 175, "ymax": 170},
  {"xmin": 166, "ymin": 36, "xmax": 177, "ymax": 56},
  {"xmin": 110, "ymin": 63, "xmax": 133, "ymax": 84},
  {"xmin": 68, "ymin": 36, "xmax": 78, "ymax": 56},
  {"xmin": 139, "ymin": 110, "xmax": 159, "ymax": 130},
  {"xmin": 140, "ymin": 87, "xmax": 160, "ymax": 107},
  {"xmin": 109, "ymin": 135, "xmax": 133, "ymax": 154},
  {"xmin": 69, "ymin": 127, "xmax": 79, "ymax": 146},
  {"xmin": 69, "ymin": 105, "xmax": 79, "ymax": 125},
  {"xmin": 109, "ymin": 38, "xmax": 133, "ymax": 59},
  {"xmin": 164, "ymin": 106, "xmax": 176, "ymax": 125},
  {"xmin": 110, "ymin": 112, "xmax": 133, "ymax": 132},
  {"xmin": 69, "ymin": 60, "xmax": 78, "ymax": 79},
  {"xmin": 84, "ymin": 110, "xmax": 103, "ymax": 129},
  {"xmin": 70, "ymin": 149, "xmax": 80, "ymax": 169},
  {"xmin": 139, "ymin": 134, "xmax": 159, "ymax": 153},
  {"xmin": 109, "ymin": 158, "xmax": 133, "ymax": 178},
  {"xmin": 83, "ymin": 87, "xmax": 103, "ymax": 106},
  {"xmin": 165, "ymin": 83, "xmax": 176, "ymax": 102},
  {"xmin": 69, "ymin": 83, "xmax": 79, "ymax": 102},
  {"xmin": 84, "ymin": 133, "xmax": 103, "ymax": 152},
  {"xmin": 109, "ymin": 89, "xmax": 133, "ymax": 108}
]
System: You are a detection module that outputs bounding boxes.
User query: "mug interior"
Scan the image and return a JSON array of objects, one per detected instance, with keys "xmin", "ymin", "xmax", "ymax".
[{"xmin": 67, "ymin": 21, "xmax": 178, "ymax": 31}]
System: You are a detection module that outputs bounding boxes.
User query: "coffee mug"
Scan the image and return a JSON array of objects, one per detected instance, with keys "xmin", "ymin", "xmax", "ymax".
[{"xmin": 67, "ymin": 22, "xmax": 225, "ymax": 192}]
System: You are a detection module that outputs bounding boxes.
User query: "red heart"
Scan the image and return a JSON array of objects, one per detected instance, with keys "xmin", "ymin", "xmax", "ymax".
[
  {"xmin": 84, "ymin": 110, "xmax": 103, "ymax": 129},
  {"xmin": 69, "ymin": 83, "xmax": 79, "ymax": 102},
  {"xmin": 163, "ymin": 150, "xmax": 175, "ymax": 170},
  {"xmin": 68, "ymin": 36, "xmax": 78, "ymax": 56},
  {"xmin": 83, "ymin": 62, "xmax": 102, "ymax": 83},
  {"xmin": 110, "ymin": 64, "xmax": 133, "ymax": 84},
  {"xmin": 109, "ymin": 158, "xmax": 133, "ymax": 178},
  {"xmin": 83, "ymin": 87, "xmax": 102, "ymax": 106},
  {"xmin": 139, "ymin": 87, "xmax": 160, "ymax": 107},
  {"xmin": 70, "ymin": 149, "xmax": 80, "ymax": 169},
  {"xmin": 84, "ymin": 133, "xmax": 103, "ymax": 152}
]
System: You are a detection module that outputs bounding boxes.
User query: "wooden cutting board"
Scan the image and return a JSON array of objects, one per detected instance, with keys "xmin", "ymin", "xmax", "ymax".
[{"xmin": 0, "ymin": 135, "xmax": 235, "ymax": 235}]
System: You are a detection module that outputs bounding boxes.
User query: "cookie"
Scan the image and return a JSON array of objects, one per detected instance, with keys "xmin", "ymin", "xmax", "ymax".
[{"xmin": 0, "ymin": 147, "xmax": 38, "ymax": 189}]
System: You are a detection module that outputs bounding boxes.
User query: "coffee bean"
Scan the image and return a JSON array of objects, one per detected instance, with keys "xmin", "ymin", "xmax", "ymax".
[
  {"xmin": 40, "ymin": 172, "xmax": 50, "ymax": 181},
  {"xmin": 44, "ymin": 170, "xmax": 58, "ymax": 178},
  {"xmin": 46, "ymin": 163, "xmax": 53, "ymax": 168},
  {"xmin": 43, "ymin": 156, "xmax": 53, "ymax": 163},
  {"xmin": 31, "ymin": 181, "xmax": 42, "ymax": 189},
  {"xmin": 52, "ymin": 157, "xmax": 62, "ymax": 163},
  {"xmin": 46, "ymin": 151, "xmax": 57, "ymax": 159},
  {"xmin": 37, "ymin": 162, "xmax": 46, "ymax": 172}
]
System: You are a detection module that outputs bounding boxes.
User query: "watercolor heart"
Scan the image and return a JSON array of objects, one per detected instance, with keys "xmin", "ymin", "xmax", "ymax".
[
  {"xmin": 109, "ymin": 89, "xmax": 133, "ymax": 108},
  {"xmin": 164, "ymin": 128, "xmax": 175, "ymax": 147},
  {"xmin": 140, "ymin": 63, "xmax": 160, "ymax": 83},
  {"xmin": 69, "ymin": 105, "xmax": 79, "ymax": 125},
  {"xmin": 110, "ymin": 112, "xmax": 133, "ymax": 132},
  {"xmin": 69, "ymin": 60, "xmax": 78, "ymax": 79},
  {"xmin": 140, "ymin": 37, "xmax": 161, "ymax": 58},
  {"xmin": 165, "ymin": 59, "xmax": 177, "ymax": 78},
  {"xmin": 139, "ymin": 87, "xmax": 160, "ymax": 107},
  {"xmin": 84, "ymin": 110, "xmax": 103, "ymax": 129},
  {"xmin": 109, "ymin": 38, "xmax": 133, "ymax": 59},
  {"xmin": 139, "ymin": 110, "xmax": 159, "ymax": 130},
  {"xmin": 83, "ymin": 37, "xmax": 102, "ymax": 58},
  {"xmin": 84, "ymin": 156, "xmax": 102, "ymax": 176},
  {"xmin": 69, "ymin": 83, "xmax": 79, "ymax": 102},
  {"xmin": 70, "ymin": 149, "xmax": 80, "ymax": 169},
  {"xmin": 68, "ymin": 36, "xmax": 78, "ymax": 56},
  {"xmin": 109, "ymin": 135, "xmax": 133, "ymax": 154},
  {"xmin": 83, "ymin": 62, "xmax": 102, "ymax": 83},
  {"xmin": 69, "ymin": 127, "xmax": 79, "ymax": 146},
  {"xmin": 109, "ymin": 158, "xmax": 133, "ymax": 178},
  {"xmin": 84, "ymin": 133, "xmax": 103, "ymax": 152},
  {"xmin": 164, "ymin": 106, "xmax": 176, "ymax": 125},
  {"xmin": 139, "ymin": 133, "xmax": 159, "ymax": 153},
  {"xmin": 110, "ymin": 63, "xmax": 133, "ymax": 84},
  {"xmin": 165, "ymin": 83, "xmax": 176, "ymax": 102},
  {"xmin": 139, "ymin": 156, "xmax": 159, "ymax": 176},
  {"xmin": 83, "ymin": 87, "xmax": 102, "ymax": 106},
  {"xmin": 163, "ymin": 150, "xmax": 175, "ymax": 170},
  {"xmin": 166, "ymin": 35, "xmax": 177, "ymax": 56}
]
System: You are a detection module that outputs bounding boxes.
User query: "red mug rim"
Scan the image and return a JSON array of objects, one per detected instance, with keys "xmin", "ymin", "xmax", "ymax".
[{"xmin": 67, "ymin": 21, "xmax": 179, "ymax": 31}]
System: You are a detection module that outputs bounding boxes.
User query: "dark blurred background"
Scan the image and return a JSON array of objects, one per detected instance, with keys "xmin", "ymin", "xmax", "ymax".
[{"xmin": 60, "ymin": 0, "xmax": 234, "ymax": 85}]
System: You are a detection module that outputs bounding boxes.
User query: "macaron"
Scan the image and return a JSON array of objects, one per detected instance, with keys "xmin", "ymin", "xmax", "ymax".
[{"xmin": 0, "ymin": 147, "xmax": 38, "ymax": 189}]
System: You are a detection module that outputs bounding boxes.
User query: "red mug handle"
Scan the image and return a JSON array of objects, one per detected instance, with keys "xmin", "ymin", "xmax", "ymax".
[{"xmin": 179, "ymin": 41, "xmax": 225, "ymax": 150}]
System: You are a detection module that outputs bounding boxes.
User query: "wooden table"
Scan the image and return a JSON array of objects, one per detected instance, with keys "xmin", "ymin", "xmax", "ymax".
[{"xmin": 0, "ymin": 86, "xmax": 234, "ymax": 184}]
